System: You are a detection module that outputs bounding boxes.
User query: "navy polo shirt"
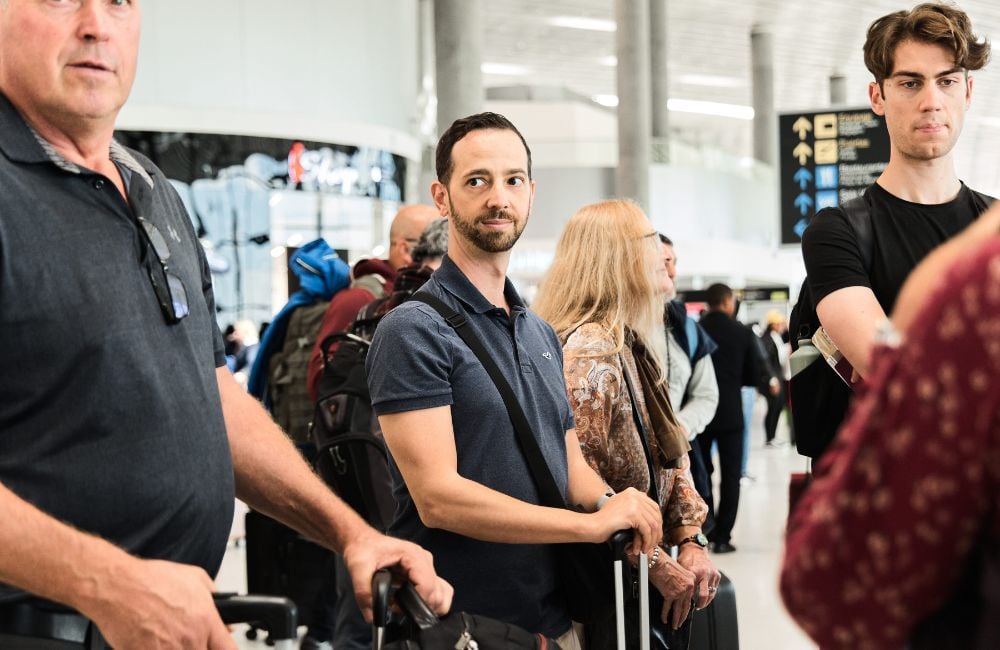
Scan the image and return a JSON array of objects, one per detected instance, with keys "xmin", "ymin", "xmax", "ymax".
[
  {"xmin": 0, "ymin": 93, "xmax": 233, "ymax": 604},
  {"xmin": 366, "ymin": 255, "xmax": 574, "ymax": 637}
]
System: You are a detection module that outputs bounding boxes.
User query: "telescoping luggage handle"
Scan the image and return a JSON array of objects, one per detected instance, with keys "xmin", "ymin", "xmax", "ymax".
[
  {"xmin": 611, "ymin": 531, "xmax": 651, "ymax": 650},
  {"xmin": 372, "ymin": 568, "xmax": 440, "ymax": 650},
  {"xmin": 212, "ymin": 593, "xmax": 298, "ymax": 650}
]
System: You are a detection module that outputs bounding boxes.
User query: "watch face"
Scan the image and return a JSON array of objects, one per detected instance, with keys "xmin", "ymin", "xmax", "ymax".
[{"xmin": 694, "ymin": 533, "xmax": 709, "ymax": 547}]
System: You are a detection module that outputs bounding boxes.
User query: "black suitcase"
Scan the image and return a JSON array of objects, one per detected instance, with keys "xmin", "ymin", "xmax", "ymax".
[
  {"xmin": 244, "ymin": 510, "xmax": 332, "ymax": 642},
  {"xmin": 689, "ymin": 573, "xmax": 738, "ymax": 650}
]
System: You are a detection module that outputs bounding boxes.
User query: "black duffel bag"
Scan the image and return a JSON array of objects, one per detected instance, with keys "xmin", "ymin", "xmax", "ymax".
[{"xmin": 374, "ymin": 571, "xmax": 561, "ymax": 650}]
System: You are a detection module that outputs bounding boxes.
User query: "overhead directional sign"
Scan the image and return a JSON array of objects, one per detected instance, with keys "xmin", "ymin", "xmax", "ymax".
[{"xmin": 779, "ymin": 108, "xmax": 890, "ymax": 244}]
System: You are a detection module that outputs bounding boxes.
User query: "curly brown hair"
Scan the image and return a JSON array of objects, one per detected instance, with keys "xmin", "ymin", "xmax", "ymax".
[{"xmin": 863, "ymin": 3, "xmax": 990, "ymax": 86}]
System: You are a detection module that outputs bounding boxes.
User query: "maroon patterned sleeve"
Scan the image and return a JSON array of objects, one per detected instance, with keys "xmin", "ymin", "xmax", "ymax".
[{"xmin": 781, "ymin": 238, "xmax": 1000, "ymax": 649}]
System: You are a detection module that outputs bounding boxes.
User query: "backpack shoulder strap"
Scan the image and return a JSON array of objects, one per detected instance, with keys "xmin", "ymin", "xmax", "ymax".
[
  {"xmin": 408, "ymin": 292, "xmax": 566, "ymax": 509},
  {"xmin": 839, "ymin": 192, "xmax": 874, "ymax": 273},
  {"xmin": 683, "ymin": 318, "xmax": 698, "ymax": 361},
  {"xmin": 971, "ymin": 189, "xmax": 996, "ymax": 212}
]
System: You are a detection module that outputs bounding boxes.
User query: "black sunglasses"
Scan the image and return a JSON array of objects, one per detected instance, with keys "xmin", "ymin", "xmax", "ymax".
[{"xmin": 137, "ymin": 217, "xmax": 189, "ymax": 324}]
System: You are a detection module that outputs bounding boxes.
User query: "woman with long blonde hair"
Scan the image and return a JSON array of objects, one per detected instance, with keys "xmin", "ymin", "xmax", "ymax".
[{"xmin": 534, "ymin": 199, "xmax": 719, "ymax": 644}]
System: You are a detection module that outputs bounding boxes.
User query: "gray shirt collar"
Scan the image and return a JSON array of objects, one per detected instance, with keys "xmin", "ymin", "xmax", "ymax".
[{"xmin": 25, "ymin": 124, "xmax": 154, "ymax": 189}]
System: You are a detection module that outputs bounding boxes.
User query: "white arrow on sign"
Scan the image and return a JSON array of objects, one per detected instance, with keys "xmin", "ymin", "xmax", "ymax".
[
  {"xmin": 792, "ymin": 142, "xmax": 813, "ymax": 165},
  {"xmin": 792, "ymin": 116, "xmax": 812, "ymax": 140}
]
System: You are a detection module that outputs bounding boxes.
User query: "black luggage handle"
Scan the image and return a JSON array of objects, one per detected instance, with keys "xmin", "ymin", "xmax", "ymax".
[
  {"xmin": 212, "ymin": 593, "xmax": 297, "ymax": 641},
  {"xmin": 372, "ymin": 568, "xmax": 441, "ymax": 650}
]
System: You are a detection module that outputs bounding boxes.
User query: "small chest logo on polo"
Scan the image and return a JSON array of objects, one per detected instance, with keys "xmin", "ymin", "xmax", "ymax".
[
  {"xmin": 542, "ymin": 351, "xmax": 552, "ymax": 360},
  {"xmin": 167, "ymin": 224, "xmax": 182, "ymax": 243}
]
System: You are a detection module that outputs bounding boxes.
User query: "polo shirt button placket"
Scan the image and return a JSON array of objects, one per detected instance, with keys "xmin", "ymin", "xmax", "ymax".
[{"xmin": 92, "ymin": 178, "xmax": 105, "ymax": 191}]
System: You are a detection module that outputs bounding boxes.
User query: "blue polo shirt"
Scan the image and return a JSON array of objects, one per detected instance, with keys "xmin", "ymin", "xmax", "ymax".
[{"xmin": 366, "ymin": 255, "xmax": 574, "ymax": 637}]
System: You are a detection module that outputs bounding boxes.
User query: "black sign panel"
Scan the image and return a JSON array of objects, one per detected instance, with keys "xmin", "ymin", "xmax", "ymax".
[{"xmin": 778, "ymin": 108, "xmax": 890, "ymax": 244}]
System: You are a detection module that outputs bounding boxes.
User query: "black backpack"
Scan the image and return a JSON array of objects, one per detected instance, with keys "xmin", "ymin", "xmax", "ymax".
[
  {"xmin": 789, "ymin": 188, "xmax": 995, "ymax": 458},
  {"xmin": 309, "ymin": 297, "xmax": 404, "ymax": 533},
  {"xmin": 311, "ymin": 340, "xmax": 393, "ymax": 533}
]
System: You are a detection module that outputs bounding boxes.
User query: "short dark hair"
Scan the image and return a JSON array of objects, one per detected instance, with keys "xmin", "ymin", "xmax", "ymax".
[
  {"xmin": 657, "ymin": 233, "xmax": 673, "ymax": 246},
  {"xmin": 863, "ymin": 3, "xmax": 990, "ymax": 86},
  {"xmin": 435, "ymin": 112, "xmax": 532, "ymax": 186},
  {"xmin": 706, "ymin": 283, "xmax": 733, "ymax": 309}
]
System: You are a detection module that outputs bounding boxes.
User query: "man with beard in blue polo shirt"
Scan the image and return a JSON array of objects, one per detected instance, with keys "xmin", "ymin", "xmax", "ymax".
[{"xmin": 366, "ymin": 112, "xmax": 663, "ymax": 649}]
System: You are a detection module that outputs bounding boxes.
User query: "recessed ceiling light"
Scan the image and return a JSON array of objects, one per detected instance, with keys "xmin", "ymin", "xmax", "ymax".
[
  {"xmin": 547, "ymin": 16, "xmax": 616, "ymax": 32},
  {"xmin": 677, "ymin": 73, "xmax": 748, "ymax": 89},
  {"xmin": 598, "ymin": 55, "xmax": 618, "ymax": 67},
  {"xmin": 592, "ymin": 94, "xmax": 620, "ymax": 107},
  {"xmin": 481, "ymin": 62, "xmax": 532, "ymax": 76},
  {"xmin": 667, "ymin": 98, "xmax": 754, "ymax": 120}
]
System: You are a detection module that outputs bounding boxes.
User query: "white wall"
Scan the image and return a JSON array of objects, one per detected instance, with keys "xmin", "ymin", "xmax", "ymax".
[
  {"xmin": 487, "ymin": 100, "xmax": 617, "ymax": 168},
  {"xmin": 120, "ymin": 0, "xmax": 422, "ymax": 159}
]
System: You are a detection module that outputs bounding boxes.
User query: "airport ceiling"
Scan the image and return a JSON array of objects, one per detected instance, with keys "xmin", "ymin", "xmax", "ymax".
[{"xmin": 480, "ymin": 0, "xmax": 1000, "ymax": 193}]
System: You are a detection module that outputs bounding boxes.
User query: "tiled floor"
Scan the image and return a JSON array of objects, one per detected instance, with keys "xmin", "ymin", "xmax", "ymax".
[{"xmin": 219, "ymin": 399, "xmax": 817, "ymax": 649}]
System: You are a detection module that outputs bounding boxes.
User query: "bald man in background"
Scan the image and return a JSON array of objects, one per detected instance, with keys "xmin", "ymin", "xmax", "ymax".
[{"xmin": 307, "ymin": 204, "xmax": 438, "ymax": 399}]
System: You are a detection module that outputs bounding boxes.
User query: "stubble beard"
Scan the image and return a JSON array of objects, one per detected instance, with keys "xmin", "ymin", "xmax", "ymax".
[{"xmin": 448, "ymin": 198, "xmax": 526, "ymax": 253}]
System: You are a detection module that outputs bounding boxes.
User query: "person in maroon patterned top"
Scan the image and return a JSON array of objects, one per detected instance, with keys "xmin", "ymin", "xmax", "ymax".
[{"xmin": 781, "ymin": 219, "xmax": 1000, "ymax": 649}]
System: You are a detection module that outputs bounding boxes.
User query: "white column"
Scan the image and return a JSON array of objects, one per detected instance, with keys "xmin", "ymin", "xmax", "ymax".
[{"xmin": 615, "ymin": 0, "xmax": 652, "ymax": 211}]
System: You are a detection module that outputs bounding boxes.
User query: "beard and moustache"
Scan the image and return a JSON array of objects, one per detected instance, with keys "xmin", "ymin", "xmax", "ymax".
[{"xmin": 448, "ymin": 200, "xmax": 527, "ymax": 253}]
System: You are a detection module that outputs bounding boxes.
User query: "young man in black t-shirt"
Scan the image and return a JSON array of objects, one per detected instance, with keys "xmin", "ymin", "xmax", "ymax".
[{"xmin": 802, "ymin": 3, "xmax": 992, "ymax": 392}]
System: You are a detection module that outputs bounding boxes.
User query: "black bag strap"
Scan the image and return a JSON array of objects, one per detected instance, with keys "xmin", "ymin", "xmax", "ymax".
[
  {"xmin": 839, "ymin": 194, "xmax": 874, "ymax": 273},
  {"xmin": 619, "ymin": 356, "xmax": 660, "ymax": 505},
  {"xmin": 839, "ymin": 187, "xmax": 995, "ymax": 275},
  {"xmin": 971, "ymin": 189, "xmax": 996, "ymax": 212},
  {"xmin": 408, "ymin": 293, "xmax": 567, "ymax": 509}
]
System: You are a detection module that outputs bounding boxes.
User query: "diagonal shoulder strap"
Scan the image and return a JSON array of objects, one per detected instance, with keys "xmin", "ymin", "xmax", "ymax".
[
  {"xmin": 408, "ymin": 293, "xmax": 567, "ymax": 509},
  {"xmin": 839, "ymin": 193, "xmax": 874, "ymax": 273},
  {"xmin": 971, "ymin": 189, "xmax": 996, "ymax": 212},
  {"xmin": 619, "ymin": 357, "xmax": 660, "ymax": 505}
]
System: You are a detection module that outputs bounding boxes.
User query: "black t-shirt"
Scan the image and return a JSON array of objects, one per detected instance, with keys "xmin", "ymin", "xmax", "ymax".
[
  {"xmin": 0, "ymin": 94, "xmax": 233, "ymax": 604},
  {"xmin": 803, "ymin": 182, "xmax": 983, "ymax": 313}
]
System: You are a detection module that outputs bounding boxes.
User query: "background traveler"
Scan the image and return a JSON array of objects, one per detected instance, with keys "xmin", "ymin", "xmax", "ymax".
[
  {"xmin": 696, "ymin": 284, "xmax": 763, "ymax": 554},
  {"xmin": 533, "ymin": 200, "xmax": 720, "ymax": 644}
]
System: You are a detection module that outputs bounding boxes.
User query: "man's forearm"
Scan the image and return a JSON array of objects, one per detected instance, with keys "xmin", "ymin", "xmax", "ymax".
[
  {"xmin": 217, "ymin": 369, "xmax": 373, "ymax": 554},
  {"xmin": 409, "ymin": 471, "xmax": 600, "ymax": 544},
  {"xmin": 816, "ymin": 287, "xmax": 887, "ymax": 378},
  {"xmin": 0, "ymin": 482, "xmax": 135, "ymax": 614},
  {"xmin": 564, "ymin": 429, "xmax": 613, "ymax": 512}
]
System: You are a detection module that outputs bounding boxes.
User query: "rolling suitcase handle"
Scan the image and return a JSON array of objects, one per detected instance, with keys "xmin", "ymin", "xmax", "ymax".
[
  {"xmin": 371, "ymin": 568, "xmax": 443, "ymax": 649},
  {"xmin": 612, "ymin": 531, "xmax": 652, "ymax": 650},
  {"xmin": 372, "ymin": 568, "xmax": 442, "ymax": 649},
  {"xmin": 213, "ymin": 593, "xmax": 298, "ymax": 650},
  {"xmin": 373, "ymin": 568, "xmax": 393, "ymax": 650}
]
